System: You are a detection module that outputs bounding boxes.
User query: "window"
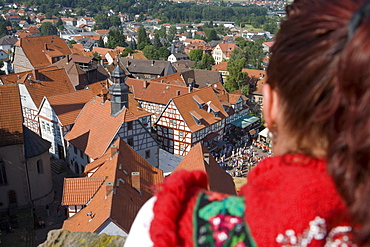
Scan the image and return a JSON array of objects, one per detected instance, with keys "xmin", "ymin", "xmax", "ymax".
[
  {"xmin": 127, "ymin": 138, "xmax": 134, "ymax": 147},
  {"xmin": 0, "ymin": 159, "xmax": 7, "ymax": 185},
  {"xmin": 179, "ymin": 131, "xmax": 184, "ymax": 138},
  {"xmin": 145, "ymin": 150, "xmax": 150, "ymax": 159},
  {"xmin": 180, "ymin": 144, "xmax": 184, "ymax": 151},
  {"xmin": 46, "ymin": 123, "xmax": 50, "ymax": 133},
  {"xmin": 127, "ymin": 121, "xmax": 133, "ymax": 130},
  {"xmin": 42, "ymin": 121, "xmax": 45, "ymax": 130},
  {"xmin": 37, "ymin": 159, "xmax": 44, "ymax": 174}
]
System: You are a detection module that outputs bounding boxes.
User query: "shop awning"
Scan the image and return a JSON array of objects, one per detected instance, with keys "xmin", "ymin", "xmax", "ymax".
[
  {"xmin": 259, "ymin": 128, "xmax": 269, "ymax": 138},
  {"xmin": 231, "ymin": 115, "xmax": 259, "ymax": 128}
]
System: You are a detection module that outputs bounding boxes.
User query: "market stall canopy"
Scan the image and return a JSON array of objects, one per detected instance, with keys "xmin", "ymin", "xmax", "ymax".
[{"xmin": 231, "ymin": 114, "xmax": 259, "ymax": 128}]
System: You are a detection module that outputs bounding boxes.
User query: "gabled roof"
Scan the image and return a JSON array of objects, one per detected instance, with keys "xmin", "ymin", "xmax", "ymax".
[
  {"xmin": 126, "ymin": 78, "xmax": 189, "ymax": 105},
  {"xmin": 241, "ymin": 68, "xmax": 267, "ymax": 83},
  {"xmin": 150, "ymin": 72, "xmax": 187, "ymax": 87},
  {"xmin": 119, "ymin": 58, "xmax": 172, "ymax": 76},
  {"xmin": 178, "ymin": 68, "xmax": 222, "ymax": 88},
  {"xmin": 212, "ymin": 61, "xmax": 228, "ymax": 71},
  {"xmin": 62, "ymin": 177, "xmax": 106, "ymax": 205},
  {"xmin": 17, "ymin": 35, "xmax": 71, "ymax": 68},
  {"xmin": 174, "ymin": 143, "xmax": 236, "ymax": 195},
  {"xmin": 0, "ymin": 35, "xmax": 18, "ymax": 46},
  {"xmin": 171, "ymin": 86, "xmax": 228, "ymax": 132},
  {"xmin": 64, "ymin": 96, "xmax": 143, "ymax": 159},
  {"xmin": 0, "ymin": 84, "xmax": 23, "ymax": 146},
  {"xmin": 62, "ymin": 138, "xmax": 163, "ymax": 234},
  {"xmin": 19, "ymin": 68, "xmax": 75, "ymax": 108},
  {"xmin": 43, "ymin": 89, "xmax": 94, "ymax": 126},
  {"xmin": 215, "ymin": 42, "xmax": 239, "ymax": 58}
]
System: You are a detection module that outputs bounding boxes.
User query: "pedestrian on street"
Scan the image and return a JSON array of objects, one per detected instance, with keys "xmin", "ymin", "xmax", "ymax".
[{"xmin": 46, "ymin": 204, "xmax": 50, "ymax": 216}]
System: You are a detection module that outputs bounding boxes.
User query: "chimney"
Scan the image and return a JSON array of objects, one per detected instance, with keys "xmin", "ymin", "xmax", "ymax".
[
  {"xmin": 143, "ymin": 80, "xmax": 148, "ymax": 89},
  {"xmin": 204, "ymin": 152, "xmax": 210, "ymax": 165},
  {"xmin": 176, "ymin": 90, "xmax": 180, "ymax": 96},
  {"xmin": 151, "ymin": 60, "xmax": 154, "ymax": 66},
  {"xmin": 32, "ymin": 69, "xmax": 39, "ymax": 81},
  {"xmin": 131, "ymin": 172, "xmax": 141, "ymax": 193},
  {"xmin": 105, "ymin": 182, "xmax": 114, "ymax": 197},
  {"xmin": 66, "ymin": 54, "xmax": 70, "ymax": 63},
  {"xmin": 188, "ymin": 85, "xmax": 193, "ymax": 93},
  {"xmin": 110, "ymin": 144, "xmax": 118, "ymax": 156},
  {"xmin": 161, "ymin": 79, "xmax": 164, "ymax": 83},
  {"xmin": 44, "ymin": 43, "xmax": 48, "ymax": 51}
]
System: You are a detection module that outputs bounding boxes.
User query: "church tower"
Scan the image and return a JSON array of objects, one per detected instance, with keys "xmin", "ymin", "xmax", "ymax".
[{"xmin": 109, "ymin": 60, "xmax": 129, "ymax": 117}]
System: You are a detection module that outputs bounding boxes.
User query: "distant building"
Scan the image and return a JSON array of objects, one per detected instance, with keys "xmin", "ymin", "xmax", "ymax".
[{"xmin": 12, "ymin": 35, "xmax": 72, "ymax": 73}]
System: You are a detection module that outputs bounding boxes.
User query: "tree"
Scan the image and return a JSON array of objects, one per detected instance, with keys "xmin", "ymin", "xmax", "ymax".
[
  {"xmin": 158, "ymin": 46, "xmax": 170, "ymax": 60},
  {"xmin": 92, "ymin": 52, "xmax": 102, "ymax": 61},
  {"xmin": 129, "ymin": 39, "xmax": 137, "ymax": 50},
  {"xmin": 168, "ymin": 26, "xmax": 177, "ymax": 42},
  {"xmin": 106, "ymin": 29, "xmax": 125, "ymax": 49},
  {"xmin": 137, "ymin": 26, "xmax": 150, "ymax": 50},
  {"xmin": 198, "ymin": 53, "xmax": 215, "ymax": 70},
  {"xmin": 98, "ymin": 36, "xmax": 105, "ymax": 47},
  {"xmin": 120, "ymin": 47, "xmax": 136, "ymax": 57},
  {"xmin": 225, "ymin": 50, "xmax": 248, "ymax": 92},
  {"xmin": 143, "ymin": 45, "xmax": 159, "ymax": 60},
  {"xmin": 205, "ymin": 28, "xmax": 218, "ymax": 42},
  {"xmin": 153, "ymin": 33, "xmax": 162, "ymax": 49},
  {"xmin": 40, "ymin": 22, "xmax": 57, "ymax": 36},
  {"xmin": 189, "ymin": 49, "xmax": 203, "ymax": 62}
]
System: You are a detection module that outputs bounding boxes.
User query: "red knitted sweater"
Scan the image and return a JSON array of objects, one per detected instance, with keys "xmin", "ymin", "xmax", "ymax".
[{"xmin": 150, "ymin": 154, "xmax": 355, "ymax": 247}]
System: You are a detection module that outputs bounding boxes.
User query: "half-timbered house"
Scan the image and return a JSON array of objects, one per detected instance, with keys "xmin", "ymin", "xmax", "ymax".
[
  {"xmin": 64, "ymin": 64, "xmax": 159, "ymax": 174},
  {"xmin": 156, "ymin": 86, "xmax": 228, "ymax": 156},
  {"xmin": 37, "ymin": 89, "xmax": 94, "ymax": 159},
  {"xmin": 125, "ymin": 78, "xmax": 190, "ymax": 124},
  {"xmin": 0, "ymin": 68, "xmax": 75, "ymax": 134}
]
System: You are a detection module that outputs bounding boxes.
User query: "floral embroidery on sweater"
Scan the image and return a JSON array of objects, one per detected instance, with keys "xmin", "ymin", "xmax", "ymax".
[
  {"xmin": 276, "ymin": 216, "xmax": 356, "ymax": 247},
  {"xmin": 194, "ymin": 191, "xmax": 256, "ymax": 247}
]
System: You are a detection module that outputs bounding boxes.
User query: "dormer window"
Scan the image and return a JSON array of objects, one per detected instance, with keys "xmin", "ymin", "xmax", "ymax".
[
  {"xmin": 192, "ymin": 95, "xmax": 205, "ymax": 109},
  {"xmin": 190, "ymin": 111, "xmax": 203, "ymax": 125}
]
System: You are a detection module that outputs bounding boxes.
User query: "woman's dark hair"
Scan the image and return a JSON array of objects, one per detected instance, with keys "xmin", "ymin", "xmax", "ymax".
[{"xmin": 267, "ymin": 0, "xmax": 370, "ymax": 244}]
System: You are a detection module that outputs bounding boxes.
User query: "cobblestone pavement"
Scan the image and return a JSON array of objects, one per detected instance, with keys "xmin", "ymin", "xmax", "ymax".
[{"xmin": 33, "ymin": 164, "xmax": 77, "ymax": 246}]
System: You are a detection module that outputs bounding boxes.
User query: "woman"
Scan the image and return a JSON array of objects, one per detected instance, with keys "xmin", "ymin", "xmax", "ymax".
[{"xmin": 125, "ymin": 0, "xmax": 370, "ymax": 246}]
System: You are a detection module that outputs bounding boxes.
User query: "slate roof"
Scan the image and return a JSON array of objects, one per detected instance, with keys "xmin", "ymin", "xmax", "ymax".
[
  {"xmin": 119, "ymin": 58, "xmax": 173, "ymax": 76},
  {"xmin": 0, "ymin": 84, "xmax": 23, "ymax": 146},
  {"xmin": 62, "ymin": 138, "xmax": 163, "ymax": 234},
  {"xmin": 171, "ymin": 86, "xmax": 228, "ymax": 132},
  {"xmin": 0, "ymin": 35, "xmax": 18, "ymax": 46},
  {"xmin": 177, "ymin": 68, "xmax": 223, "ymax": 88},
  {"xmin": 126, "ymin": 78, "xmax": 189, "ymax": 105},
  {"xmin": 43, "ymin": 89, "xmax": 94, "ymax": 126},
  {"xmin": 174, "ymin": 143, "xmax": 236, "ymax": 195},
  {"xmin": 17, "ymin": 35, "xmax": 71, "ymax": 68},
  {"xmin": 23, "ymin": 126, "xmax": 50, "ymax": 158}
]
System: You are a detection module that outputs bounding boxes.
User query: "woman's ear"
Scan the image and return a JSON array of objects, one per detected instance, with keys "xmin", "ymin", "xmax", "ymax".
[{"xmin": 263, "ymin": 83, "xmax": 280, "ymax": 130}]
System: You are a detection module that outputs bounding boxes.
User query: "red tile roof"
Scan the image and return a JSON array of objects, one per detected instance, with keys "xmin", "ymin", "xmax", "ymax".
[
  {"xmin": 62, "ymin": 138, "xmax": 163, "ymax": 234},
  {"xmin": 151, "ymin": 72, "xmax": 187, "ymax": 87},
  {"xmin": 44, "ymin": 89, "xmax": 94, "ymax": 126},
  {"xmin": 0, "ymin": 84, "xmax": 23, "ymax": 146},
  {"xmin": 20, "ymin": 68, "xmax": 75, "ymax": 108},
  {"xmin": 212, "ymin": 61, "xmax": 228, "ymax": 71},
  {"xmin": 64, "ymin": 95, "xmax": 146, "ymax": 159},
  {"xmin": 174, "ymin": 143, "xmax": 236, "ymax": 195},
  {"xmin": 17, "ymin": 35, "xmax": 71, "ymax": 68},
  {"xmin": 172, "ymin": 86, "xmax": 228, "ymax": 132},
  {"xmin": 126, "ymin": 78, "xmax": 189, "ymax": 105},
  {"xmin": 62, "ymin": 177, "xmax": 106, "ymax": 205}
]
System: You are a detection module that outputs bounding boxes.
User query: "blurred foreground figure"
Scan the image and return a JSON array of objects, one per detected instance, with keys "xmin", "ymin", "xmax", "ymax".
[{"xmin": 125, "ymin": 0, "xmax": 370, "ymax": 246}]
